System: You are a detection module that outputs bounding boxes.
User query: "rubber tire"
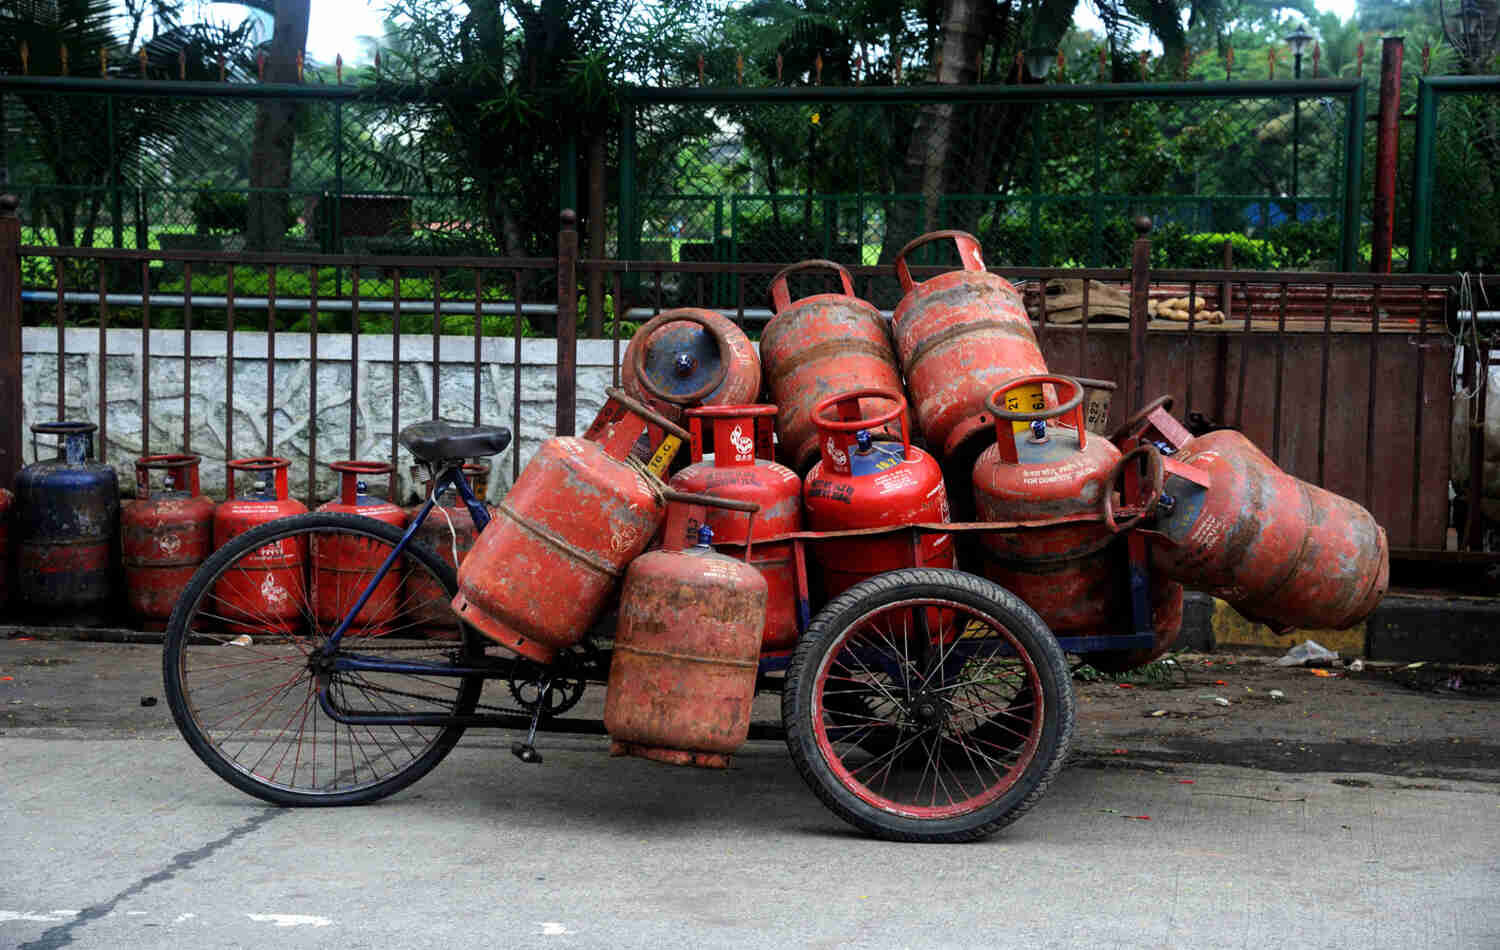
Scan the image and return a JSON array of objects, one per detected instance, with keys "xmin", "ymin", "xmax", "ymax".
[
  {"xmin": 783, "ymin": 568, "xmax": 1075, "ymax": 843},
  {"xmin": 163, "ymin": 512, "xmax": 483, "ymax": 806}
]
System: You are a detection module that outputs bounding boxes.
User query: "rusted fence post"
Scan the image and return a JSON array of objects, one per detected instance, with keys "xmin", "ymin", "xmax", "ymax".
[
  {"xmin": 1371, "ymin": 36, "xmax": 1404, "ymax": 273},
  {"xmin": 0, "ymin": 195, "xmax": 21, "ymax": 489},
  {"xmin": 1128, "ymin": 215, "xmax": 1153, "ymax": 415},
  {"xmin": 556, "ymin": 209, "xmax": 579, "ymax": 437}
]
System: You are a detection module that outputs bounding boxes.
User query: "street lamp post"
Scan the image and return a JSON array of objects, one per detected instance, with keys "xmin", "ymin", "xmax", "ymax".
[{"xmin": 1285, "ymin": 25, "xmax": 1313, "ymax": 210}]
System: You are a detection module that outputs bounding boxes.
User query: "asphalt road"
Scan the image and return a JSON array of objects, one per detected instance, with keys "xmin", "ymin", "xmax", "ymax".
[{"xmin": 2, "ymin": 641, "xmax": 1499, "ymax": 949}]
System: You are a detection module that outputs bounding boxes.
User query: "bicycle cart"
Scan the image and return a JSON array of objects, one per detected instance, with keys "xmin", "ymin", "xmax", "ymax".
[{"xmin": 162, "ymin": 395, "xmax": 1165, "ymax": 844}]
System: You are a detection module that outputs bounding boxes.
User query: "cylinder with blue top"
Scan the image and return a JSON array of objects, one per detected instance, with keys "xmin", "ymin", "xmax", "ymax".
[
  {"xmin": 15, "ymin": 422, "xmax": 120, "ymax": 626},
  {"xmin": 803, "ymin": 388, "xmax": 953, "ymax": 601}
]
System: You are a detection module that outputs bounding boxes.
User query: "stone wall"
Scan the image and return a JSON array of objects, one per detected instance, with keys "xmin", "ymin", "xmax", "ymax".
[{"xmin": 20, "ymin": 328, "xmax": 621, "ymax": 504}]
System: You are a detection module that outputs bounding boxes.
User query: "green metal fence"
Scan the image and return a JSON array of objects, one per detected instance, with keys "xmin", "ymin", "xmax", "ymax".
[
  {"xmin": 1410, "ymin": 75, "xmax": 1500, "ymax": 274},
  {"xmin": 620, "ymin": 80, "xmax": 1365, "ymax": 304},
  {"xmin": 0, "ymin": 75, "xmax": 564, "ymax": 257}
]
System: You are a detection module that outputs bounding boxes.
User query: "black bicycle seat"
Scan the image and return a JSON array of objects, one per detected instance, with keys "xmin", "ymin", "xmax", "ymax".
[{"xmin": 399, "ymin": 420, "xmax": 512, "ymax": 462}]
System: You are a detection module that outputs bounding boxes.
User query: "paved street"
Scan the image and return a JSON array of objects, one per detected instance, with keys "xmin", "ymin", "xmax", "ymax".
[{"xmin": 2, "ymin": 641, "xmax": 1498, "ymax": 949}]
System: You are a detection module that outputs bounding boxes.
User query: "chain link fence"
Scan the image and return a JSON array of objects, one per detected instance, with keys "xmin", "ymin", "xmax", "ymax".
[{"xmin": 623, "ymin": 81, "xmax": 1363, "ymax": 306}]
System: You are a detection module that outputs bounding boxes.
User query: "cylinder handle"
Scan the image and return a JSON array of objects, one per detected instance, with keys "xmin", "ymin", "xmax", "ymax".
[
  {"xmin": 985, "ymin": 375, "xmax": 1087, "ymax": 465},
  {"xmin": 1102, "ymin": 444, "xmax": 1167, "ymax": 535},
  {"xmin": 892, "ymin": 230, "xmax": 986, "ymax": 296},
  {"xmin": 811, "ymin": 387, "xmax": 911, "ymax": 476},
  {"xmin": 135, "ymin": 453, "xmax": 202, "ymax": 498},
  {"xmin": 769, "ymin": 259, "xmax": 857, "ymax": 314}
]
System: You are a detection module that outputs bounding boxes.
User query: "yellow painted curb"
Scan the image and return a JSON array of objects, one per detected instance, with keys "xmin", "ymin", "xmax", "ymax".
[{"xmin": 1209, "ymin": 598, "xmax": 1366, "ymax": 655}]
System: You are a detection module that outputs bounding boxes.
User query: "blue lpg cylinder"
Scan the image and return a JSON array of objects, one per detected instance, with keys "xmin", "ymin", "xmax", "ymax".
[{"xmin": 15, "ymin": 422, "xmax": 121, "ymax": 626}]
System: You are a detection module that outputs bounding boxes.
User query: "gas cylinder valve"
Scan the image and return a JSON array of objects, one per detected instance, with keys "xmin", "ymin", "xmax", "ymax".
[
  {"xmin": 855, "ymin": 430, "xmax": 873, "ymax": 453},
  {"xmin": 1156, "ymin": 493, "xmax": 1177, "ymax": 516},
  {"xmin": 696, "ymin": 524, "xmax": 714, "ymax": 548},
  {"xmin": 1153, "ymin": 440, "xmax": 1177, "ymax": 456},
  {"xmin": 355, "ymin": 480, "xmax": 369, "ymax": 495},
  {"xmin": 674, "ymin": 353, "xmax": 697, "ymax": 377},
  {"xmin": 1029, "ymin": 419, "xmax": 1048, "ymax": 443}
]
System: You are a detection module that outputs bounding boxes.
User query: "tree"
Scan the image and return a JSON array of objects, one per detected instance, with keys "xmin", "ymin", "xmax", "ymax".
[{"xmin": 246, "ymin": 0, "xmax": 309, "ymax": 251}]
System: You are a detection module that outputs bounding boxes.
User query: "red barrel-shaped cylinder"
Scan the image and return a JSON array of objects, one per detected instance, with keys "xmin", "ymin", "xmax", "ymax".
[
  {"xmin": 313, "ymin": 461, "xmax": 408, "ymax": 635},
  {"xmin": 407, "ymin": 463, "xmax": 493, "ymax": 640},
  {"xmin": 762, "ymin": 261, "xmax": 904, "ymax": 473},
  {"xmin": 453, "ymin": 389, "xmax": 686, "ymax": 663},
  {"xmin": 213, "ymin": 457, "xmax": 308, "ymax": 634},
  {"xmin": 669, "ymin": 405, "xmax": 803, "ymax": 651},
  {"xmin": 605, "ymin": 523, "xmax": 769, "ymax": 769},
  {"xmin": 803, "ymin": 389, "xmax": 953, "ymax": 600},
  {"xmin": 892, "ymin": 231, "xmax": 1048, "ymax": 464},
  {"xmin": 621, "ymin": 308, "xmax": 761, "ymax": 426},
  {"xmin": 1149, "ymin": 429, "xmax": 1389, "ymax": 631},
  {"xmin": 973, "ymin": 376, "xmax": 1125, "ymax": 637},
  {"xmin": 123, "ymin": 455, "xmax": 215, "ymax": 629}
]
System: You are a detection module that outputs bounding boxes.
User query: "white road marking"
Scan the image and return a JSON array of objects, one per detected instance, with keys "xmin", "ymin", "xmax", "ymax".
[
  {"xmin": 246, "ymin": 913, "xmax": 333, "ymax": 928},
  {"xmin": 174, "ymin": 913, "xmax": 196, "ymax": 924},
  {"xmin": 0, "ymin": 910, "xmax": 79, "ymax": 923},
  {"xmin": 540, "ymin": 922, "xmax": 574, "ymax": 936}
]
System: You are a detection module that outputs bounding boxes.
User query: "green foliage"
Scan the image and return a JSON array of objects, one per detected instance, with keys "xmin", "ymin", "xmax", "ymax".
[{"xmin": 189, "ymin": 190, "xmax": 299, "ymax": 236}]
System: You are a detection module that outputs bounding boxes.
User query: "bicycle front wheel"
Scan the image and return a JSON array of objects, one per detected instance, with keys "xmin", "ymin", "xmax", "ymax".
[{"xmin": 163, "ymin": 513, "xmax": 484, "ymax": 806}]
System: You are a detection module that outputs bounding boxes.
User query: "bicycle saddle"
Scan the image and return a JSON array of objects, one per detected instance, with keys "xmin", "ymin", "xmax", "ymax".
[{"xmin": 399, "ymin": 420, "xmax": 512, "ymax": 462}]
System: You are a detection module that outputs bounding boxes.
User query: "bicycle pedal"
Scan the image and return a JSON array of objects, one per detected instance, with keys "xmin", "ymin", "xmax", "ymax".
[{"xmin": 511, "ymin": 742, "xmax": 543, "ymax": 764}]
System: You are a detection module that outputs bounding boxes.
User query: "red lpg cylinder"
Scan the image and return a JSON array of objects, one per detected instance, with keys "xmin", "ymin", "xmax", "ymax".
[
  {"xmin": 606, "ymin": 514, "xmax": 769, "ymax": 770},
  {"xmin": 621, "ymin": 309, "xmax": 761, "ymax": 428},
  {"xmin": 891, "ymin": 231, "xmax": 1048, "ymax": 466},
  {"xmin": 803, "ymin": 389, "xmax": 953, "ymax": 600},
  {"xmin": 122, "ymin": 455, "xmax": 215, "ymax": 629},
  {"xmin": 669, "ymin": 404, "xmax": 802, "ymax": 651},
  {"xmin": 1113, "ymin": 397, "xmax": 1390, "ymax": 631},
  {"xmin": 0, "ymin": 488, "xmax": 12, "ymax": 608},
  {"xmin": 762, "ymin": 260, "xmax": 904, "ymax": 473},
  {"xmin": 453, "ymin": 388, "xmax": 688, "ymax": 663},
  {"xmin": 973, "ymin": 376, "xmax": 1126, "ymax": 638},
  {"xmin": 213, "ymin": 458, "xmax": 309, "ymax": 633},
  {"xmin": 313, "ymin": 462, "xmax": 408, "ymax": 635},
  {"xmin": 407, "ymin": 463, "xmax": 494, "ymax": 640}
]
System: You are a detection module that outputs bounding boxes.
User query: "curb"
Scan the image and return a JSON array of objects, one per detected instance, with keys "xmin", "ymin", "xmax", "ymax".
[{"xmin": 1178, "ymin": 592, "xmax": 1500, "ymax": 664}]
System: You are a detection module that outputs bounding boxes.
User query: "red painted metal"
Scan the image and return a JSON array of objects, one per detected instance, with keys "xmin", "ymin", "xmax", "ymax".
[
  {"xmin": 1371, "ymin": 37, "xmax": 1403, "ymax": 274},
  {"xmin": 670, "ymin": 404, "xmax": 802, "ymax": 650},
  {"xmin": 605, "ymin": 513, "xmax": 768, "ymax": 769},
  {"xmin": 407, "ymin": 462, "xmax": 493, "ymax": 640},
  {"xmin": 0, "ymin": 488, "xmax": 10, "ymax": 608},
  {"xmin": 973, "ymin": 375, "xmax": 1126, "ymax": 638},
  {"xmin": 453, "ymin": 388, "xmax": 687, "ymax": 663},
  {"xmin": 1117, "ymin": 403, "xmax": 1389, "ymax": 631},
  {"xmin": 313, "ymin": 461, "xmax": 408, "ymax": 635},
  {"xmin": 122, "ymin": 454, "xmax": 214, "ymax": 629},
  {"xmin": 891, "ymin": 231, "xmax": 1048, "ymax": 463},
  {"xmin": 212, "ymin": 457, "xmax": 308, "ymax": 634},
  {"xmin": 803, "ymin": 389, "xmax": 953, "ymax": 599},
  {"xmin": 620, "ymin": 308, "xmax": 761, "ymax": 426},
  {"xmin": 761, "ymin": 260, "xmax": 904, "ymax": 472}
]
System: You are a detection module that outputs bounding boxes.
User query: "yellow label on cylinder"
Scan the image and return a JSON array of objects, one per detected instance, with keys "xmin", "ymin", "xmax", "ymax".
[
  {"xmin": 1004, "ymin": 383, "xmax": 1047, "ymax": 433},
  {"xmin": 647, "ymin": 434, "xmax": 683, "ymax": 477}
]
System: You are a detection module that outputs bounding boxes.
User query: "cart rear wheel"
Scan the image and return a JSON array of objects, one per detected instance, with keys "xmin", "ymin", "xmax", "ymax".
[{"xmin": 783, "ymin": 568, "xmax": 1074, "ymax": 843}]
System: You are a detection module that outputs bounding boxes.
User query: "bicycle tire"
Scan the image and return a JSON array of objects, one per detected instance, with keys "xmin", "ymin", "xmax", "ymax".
[
  {"xmin": 163, "ymin": 512, "xmax": 483, "ymax": 806},
  {"xmin": 782, "ymin": 568, "xmax": 1075, "ymax": 843}
]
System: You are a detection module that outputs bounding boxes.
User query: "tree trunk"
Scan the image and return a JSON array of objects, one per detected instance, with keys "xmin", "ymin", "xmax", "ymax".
[{"xmin": 246, "ymin": 0, "xmax": 310, "ymax": 252}]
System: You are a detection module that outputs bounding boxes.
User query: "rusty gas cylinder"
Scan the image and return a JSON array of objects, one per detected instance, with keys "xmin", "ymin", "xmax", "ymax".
[
  {"xmin": 972, "ymin": 375, "xmax": 1126, "ymax": 638},
  {"xmin": 891, "ymin": 231, "xmax": 1048, "ymax": 465},
  {"xmin": 761, "ymin": 260, "xmax": 904, "ymax": 473},
  {"xmin": 122, "ymin": 454, "xmax": 215, "ymax": 629},
  {"xmin": 669, "ymin": 404, "xmax": 802, "ymax": 651},
  {"xmin": 407, "ymin": 463, "xmax": 493, "ymax": 640},
  {"xmin": 605, "ymin": 514, "xmax": 768, "ymax": 770},
  {"xmin": 621, "ymin": 308, "xmax": 761, "ymax": 427},
  {"xmin": 212, "ymin": 457, "xmax": 308, "ymax": 634},
  {"xmin": 803, "ymin": 389, "xmax": 953, "ymax": 600},
  {"xmin": 313, "ymin": 461, "xmax": 408, "ymax": 635},
  {"xmin": 1111, "ymin": 396, "xmax": 1390, "ymax": 631},
  {"xmin": 0, "ymin": 488, "xmax": 11, "ymax": 608},
  {"xmin": 453, "ymin": 388, "xmax": 689, "ymax": 663},
  {"xmin": 15, "ymin": 422, "xmax": 120, "ymax": 626}
]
